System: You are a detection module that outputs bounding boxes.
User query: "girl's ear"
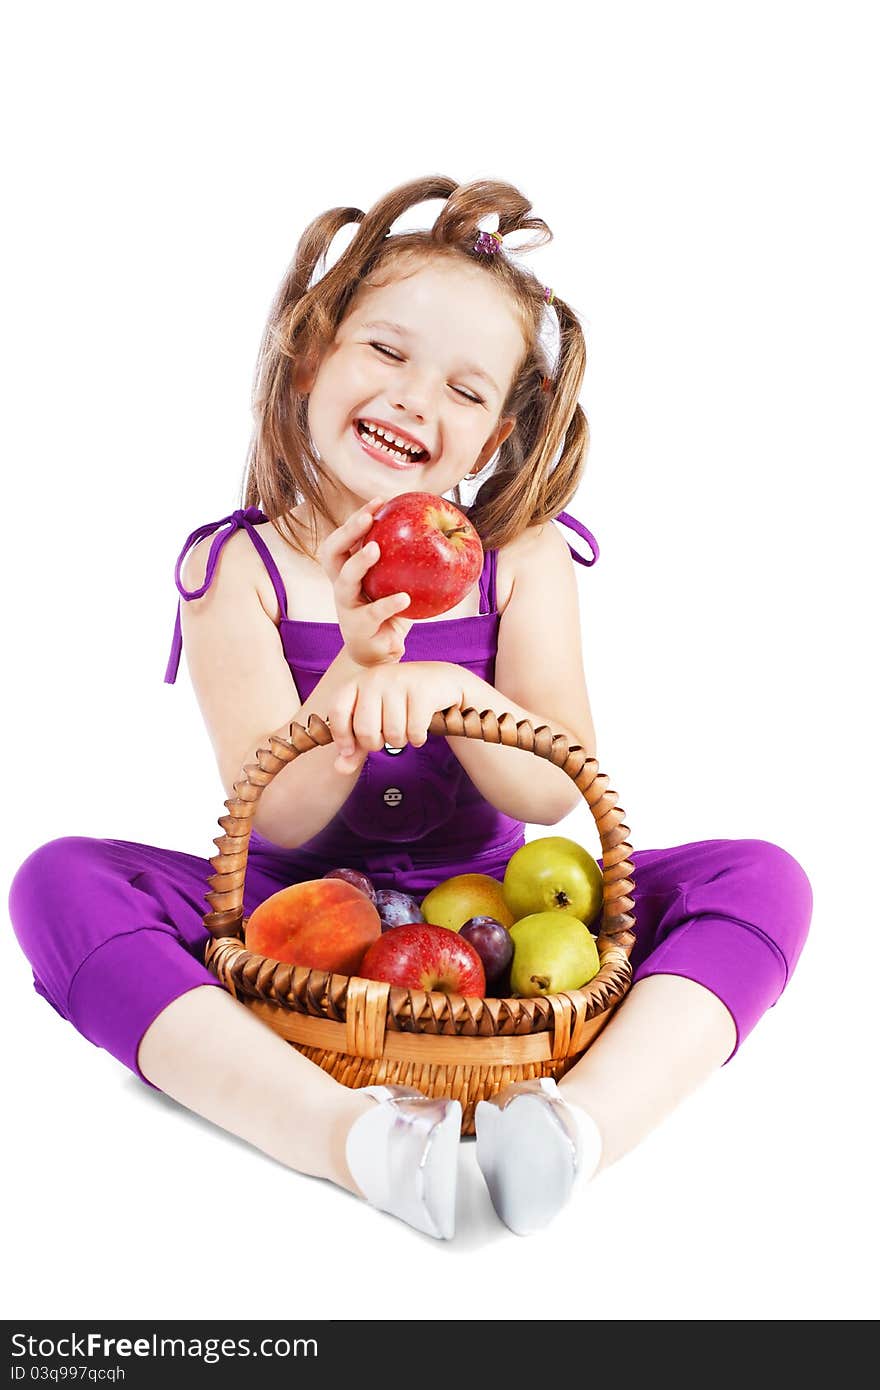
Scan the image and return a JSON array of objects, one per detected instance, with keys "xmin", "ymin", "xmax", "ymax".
[
  {"xmin": 494, "ymin": 416, "xmax": 517, "ymax": 450},
  {"xmin": 293, "ymin": 348, "xmax": 322, "ymax": 394},
  {"xmin": 470, "ymin": 416, "xmax": 516, "ymax": 476}
]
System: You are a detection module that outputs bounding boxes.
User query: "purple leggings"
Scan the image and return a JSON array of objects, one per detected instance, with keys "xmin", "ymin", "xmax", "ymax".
[{"xmin": 7, "ymin": 836, "xmax": 811, "ymax": 1090}]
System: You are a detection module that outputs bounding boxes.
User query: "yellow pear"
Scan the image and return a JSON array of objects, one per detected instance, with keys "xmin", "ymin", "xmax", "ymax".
[{"xmin": 421, "ymin": 873, "xmax": 514, "ymax": 933}]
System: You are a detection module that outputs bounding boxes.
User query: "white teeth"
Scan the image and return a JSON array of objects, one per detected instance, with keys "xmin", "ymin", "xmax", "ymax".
[
  {"xmin": 365, "ymin": 436, "xmax": 415, "ymax": 462},
  {"xmin": 358, "ymin": 420, "xmax": 426, "ymax": 457}
]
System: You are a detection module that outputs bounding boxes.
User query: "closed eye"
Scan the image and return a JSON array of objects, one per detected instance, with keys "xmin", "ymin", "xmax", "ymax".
[{"xmin": 369, "ymin": 342, "xmax": 483, "ymax": 404}]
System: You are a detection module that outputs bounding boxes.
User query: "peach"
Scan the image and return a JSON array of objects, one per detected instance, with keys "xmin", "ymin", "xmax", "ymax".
[{"xmin": 244, "ymin": 878, "xmax": 381, "ymax": 975}]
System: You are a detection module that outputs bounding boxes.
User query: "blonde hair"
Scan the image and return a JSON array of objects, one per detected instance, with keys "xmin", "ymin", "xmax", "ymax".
[{"xmin": 242, "ymin": 174, "xmax": 589, "ymax": 554}]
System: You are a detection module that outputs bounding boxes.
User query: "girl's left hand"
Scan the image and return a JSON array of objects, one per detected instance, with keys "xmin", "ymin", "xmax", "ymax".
[{"xmin": 327, "ymin": 661, "xmax": 465, "ymax": 774}]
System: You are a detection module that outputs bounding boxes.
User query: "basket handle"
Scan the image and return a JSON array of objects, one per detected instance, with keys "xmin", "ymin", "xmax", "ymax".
[{"xmin": 202, "ymin": 706, "xmax": 636, "ymax": 958}]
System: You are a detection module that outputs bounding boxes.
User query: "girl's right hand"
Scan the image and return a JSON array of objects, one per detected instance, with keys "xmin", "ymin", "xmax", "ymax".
[{"xmin": 317, "ymin": 500, "xmax": 413, "ymax": 667}]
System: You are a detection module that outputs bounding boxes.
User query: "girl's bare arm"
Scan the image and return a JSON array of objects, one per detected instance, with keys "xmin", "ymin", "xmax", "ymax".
[
  {"xmin": 442, "ymin": 521, "xmax": 597, "ymax": 822},
  {"xmin": 179, "ymin": 532, "xmax": 370, "ymax": 849}
]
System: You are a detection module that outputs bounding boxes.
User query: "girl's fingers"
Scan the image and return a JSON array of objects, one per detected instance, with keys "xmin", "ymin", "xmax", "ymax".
[
  {"xmin": 328, "ymin": 684, "xmax": 357, "ymax": 766},
  {"xmin": 336, "ymin": 541, "xmax": 381, "ymax": 605},
  {"xmin": 384, "ymin": 613, "xmax": 415, "ymax": 661},
  {"xmin": 318, "ymin": 505, "xmax": 378, "ymax": 579},
  {"xmin": 351, "ymin": 679, "xmax": 385, "ymax": 754},
  {"xmin": 388, "ymin": 613, "xmax": 414, "ymax": 639},
  {"xmin": 366, "ymin": 591, "xmax": 411, "ymax": 626},
  {"xmin": 406, "ymin": 694, "xmax": 433, "ymax": 749},
  {"xmin": 380, "ymin": 687, "xmax": 409, "ymax": 752}
]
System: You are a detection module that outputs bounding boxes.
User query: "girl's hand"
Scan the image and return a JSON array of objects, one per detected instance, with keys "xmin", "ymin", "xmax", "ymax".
[
  {"xmin": 318, "ymin": 500, "xmax": 413, "ymax": 667},
  {"xmin": 328, "ymin": 661, "xmax": 465, "ymax": 774}
]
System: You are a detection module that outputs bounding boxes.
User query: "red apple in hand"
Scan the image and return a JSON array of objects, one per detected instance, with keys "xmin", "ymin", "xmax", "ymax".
[
  {"xmin": 361, "ymin": 492, "xmax": 484, "ymax": 619},
  {"xmin": 358, "ymin": 923, "xmax": 487, "ymax": 996}
]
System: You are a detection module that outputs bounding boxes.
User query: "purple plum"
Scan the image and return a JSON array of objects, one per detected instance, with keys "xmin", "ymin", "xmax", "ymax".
[
  {"xmin": 323, "ymin": 867, "xmax": 377, "ymax": 903},
  {"xmin": 375, "ymin": 888, "xmax": 425, "ymax": 932},
  {"xmin": 459, "ymin": 915, "xmax": 514, "ymax": 986},
  {"xmin": 487, "ymin": 964, "xmax": 513, "ymax": 999}
]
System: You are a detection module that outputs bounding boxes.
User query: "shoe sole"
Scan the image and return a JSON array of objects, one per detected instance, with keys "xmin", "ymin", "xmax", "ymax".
[
  {"xmin": 419, "ymin": 1099, "xmax": 462, "ymax": 1240},
  {"xmin": 475, "ymin": 1092, "xmax": 579, "ymax": 1236}
]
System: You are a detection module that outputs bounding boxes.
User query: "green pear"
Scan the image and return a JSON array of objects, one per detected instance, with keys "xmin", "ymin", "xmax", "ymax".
[
  {"xmin": 503, "ymin": 836, "xmax": 603, "ymax": 927},
  {"xmin": 509, "ymin": 912, "xmax": 601, "ymax": 997}
]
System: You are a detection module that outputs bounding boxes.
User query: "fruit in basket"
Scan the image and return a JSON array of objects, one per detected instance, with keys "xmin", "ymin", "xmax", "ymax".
[
  {"xmin": 374, "ymin": 888, "xmax": 425, "ymax": 931},
  {"xmin": 323, "ymin": 866, "xmax": 377, "ymax": 902},
  {"xmin": 244, "ymin": 879, "xmax": 381, "ymax": 974},
  {"xmin": 420, "ymin": 873, "xmax": 514, "ymax": 933},
  {"xmin": 361, "ymin": 492, "xmax": 484, "ymax": 619},
  {"xmin": 459, "ymin": 916, "xmax": 514, "ymax": 988},
  {"xmin": 503, "ymin": 836, "xmax": 603, "ymax": 928},
  {"xmin": 489, "ymin": 964, "xmax": 513, "ymax": 998},
  {"xmin": 359, "ymin": 923, "xmax": 486, "ymax": 996},
  {"xmin": 509, "ymin": 912, "xmax": 601, "ymax": 997}
]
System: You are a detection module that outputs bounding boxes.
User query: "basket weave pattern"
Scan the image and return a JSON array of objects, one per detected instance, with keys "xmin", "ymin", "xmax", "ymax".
[{"xmin": 203, "ymin": 707, "xmax": 636, "ymax": 1133}]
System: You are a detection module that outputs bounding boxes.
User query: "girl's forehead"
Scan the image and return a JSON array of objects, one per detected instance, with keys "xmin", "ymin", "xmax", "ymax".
[{"xmin": 346, "ymin": 258, "xmax": 523, "ymax": 349}]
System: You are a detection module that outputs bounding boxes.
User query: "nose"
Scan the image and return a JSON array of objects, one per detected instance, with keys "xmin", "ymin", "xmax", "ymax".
[{"xmin": 391, "ymin": 364, "xmax": 437, "ymax": 421}]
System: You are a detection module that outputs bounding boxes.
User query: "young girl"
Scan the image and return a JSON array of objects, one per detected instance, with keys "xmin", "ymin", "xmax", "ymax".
[{"xmin": 8, "ymin": 174, "xmax": 812, "ymax": 1241}]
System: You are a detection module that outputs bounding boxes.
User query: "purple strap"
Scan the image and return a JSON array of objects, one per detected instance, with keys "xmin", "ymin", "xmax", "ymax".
[
  {"xmin": 164, "ymin": 504, "xmax": 596, "ymax": 684},
  {"xmin": 555, "ymin": 509, "xmax": 599, "ymax": 567},
  {"xmin": 164, "ymin": 506, "xmax": 289, "ymax": 684},
  {"xmin": 477, "ymin": 546, "xmax": 498, "ymax": 614},
  {"xmin": 485, "ymin": 546, "xmax": 498, "ymax": 612}
]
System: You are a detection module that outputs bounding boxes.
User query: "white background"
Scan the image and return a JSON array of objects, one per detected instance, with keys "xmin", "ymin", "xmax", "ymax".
[{"xmin": 2, "ymin": 0, "xmax": 877, "ymax": 1323}]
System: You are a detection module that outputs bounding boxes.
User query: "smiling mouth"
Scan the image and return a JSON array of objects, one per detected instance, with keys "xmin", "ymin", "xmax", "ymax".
[{"xmin": 353, "ymin": 419, "xmax": 431, "ymax": 466}]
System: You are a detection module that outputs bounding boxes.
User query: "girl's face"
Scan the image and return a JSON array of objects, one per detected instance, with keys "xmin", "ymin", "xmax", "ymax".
[{"xmin": 298, "ymin": 257, "xmax": 524, "ymax": 517}]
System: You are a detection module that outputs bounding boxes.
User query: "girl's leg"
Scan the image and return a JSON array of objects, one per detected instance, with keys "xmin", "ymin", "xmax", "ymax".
[
  {"xmin": 7, "ymin": 836, "xmax": 373, "ymax": 1191},
  {"xmin": 558, "ymin": 974, "xmax": 736, "ymax": 1168},
  {"xmin": 136, "ymin": 983, "xmax": 373, "ymax": 1192},
  {"xmin": 8, "ymin": 835, "xmax": 460, "ymax": 1234},
  {"xmin": 138, "ymin": 988, "xmax": 462, "ymax": 1238},
  {"xmin": 476, "ymin": 838, "xmax": 812, "ymax": 1234},
  {"xmin": 558, "ymin": 837, "xmax": 813, "ymax": 1169}
]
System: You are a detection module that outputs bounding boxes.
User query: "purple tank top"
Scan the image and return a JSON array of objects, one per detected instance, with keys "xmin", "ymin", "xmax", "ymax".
[{"xmin": 164, "ymin": 506, "xmax": 599, "ymax": 895}]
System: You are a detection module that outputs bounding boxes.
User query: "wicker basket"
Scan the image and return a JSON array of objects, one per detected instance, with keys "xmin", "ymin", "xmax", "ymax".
[{"xmin": 203, "ymin": 706, "xmax": 636, "ymax": 1135}]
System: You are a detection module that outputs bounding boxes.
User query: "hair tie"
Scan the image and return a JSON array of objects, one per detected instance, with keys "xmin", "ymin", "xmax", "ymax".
[
  {"xmin": 471, "ymin": 228, "xmax": 558, "ymax": 396},
  {"xmin": 473, "ymin": 237, "xmax": 559, "ymax": 312},
  {"xmin": 473, "ymin": 229, "xmax": 504, "ymax": 255}
]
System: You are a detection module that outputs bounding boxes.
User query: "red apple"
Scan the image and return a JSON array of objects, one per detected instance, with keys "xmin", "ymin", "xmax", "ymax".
[
  {"xmin": 361, "ymin": 492, "xmax": 484, "ymax": 619},
  {"xmin": 358, "ymin": 923, "xmax": 487, "ymax": 996},
  {"xmin": 244, "ymin": 879, "xmax": 381, "ymax": 974}
]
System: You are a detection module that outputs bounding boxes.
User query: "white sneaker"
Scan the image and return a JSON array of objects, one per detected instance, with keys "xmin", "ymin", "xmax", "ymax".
[
  {"xmin": 345, "ymin": 1084, "xmax": 462, "ymax": 1240},
  {"xmin": 474, "ymin": 1076, "xmax": 602, "ymax": 1235}
]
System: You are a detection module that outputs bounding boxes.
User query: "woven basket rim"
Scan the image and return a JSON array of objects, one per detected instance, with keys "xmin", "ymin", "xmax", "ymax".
[
  {"xmin": 201, "ymin": 704, "xmax": 637, "ymax": 1041},
  {"xmin": 205, "ymin": 927, "xmax": 633, "ymax": 1036}
]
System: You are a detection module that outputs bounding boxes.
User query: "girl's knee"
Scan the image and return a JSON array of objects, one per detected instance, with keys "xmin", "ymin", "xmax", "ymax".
[
  {"xmin": 738, "ymin": 837, "xmax": 811, "ymax": 910},
  {"xmin": 9, "ymin": 837, "xmax": 98, "ymax": 929},
  {"xmin": 8, "ymin": 836, "xmax": 134, "ymax": 1005},
  {"xmin": 715, "ymin": 837, "xmax": 813, "ymax": 976},
  {"xmin": 9, "ymin": 839, "xmax": 97, "ymax": 1016},
  {"xmin": 11, "ymin": 835, "xmax": 105, "ymax": 899}
]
